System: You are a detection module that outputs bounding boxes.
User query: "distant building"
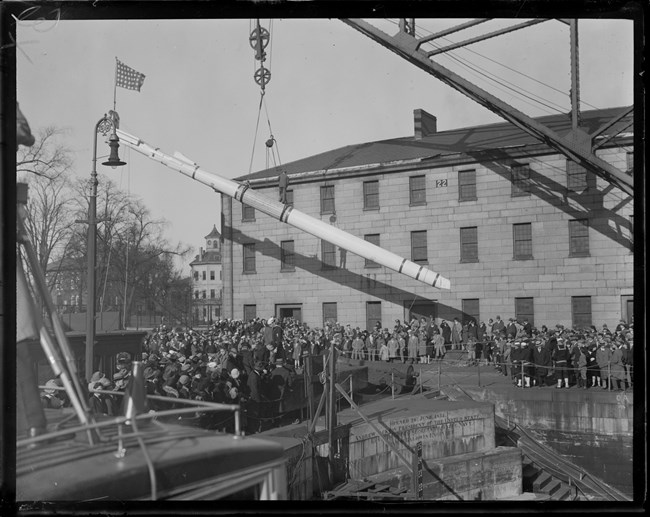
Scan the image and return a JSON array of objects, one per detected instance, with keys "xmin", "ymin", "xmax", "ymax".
[
  {"xmin": 189, "ymin": 225, "xmax": 223, "ymax": 325},
  {"xmin": 221, "ymin": 107, "xmax": 634, "ymax": 330}
]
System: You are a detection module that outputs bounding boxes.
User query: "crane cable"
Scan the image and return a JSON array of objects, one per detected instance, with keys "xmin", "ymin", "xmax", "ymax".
[{"xmin": 247, "ymin": 19, "xmax": 282, "ymax": 174}]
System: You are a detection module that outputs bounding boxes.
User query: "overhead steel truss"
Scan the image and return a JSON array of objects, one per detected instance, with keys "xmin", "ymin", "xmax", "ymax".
[{"xmin": 341, "ymin": 19, "xmax": 633, "ymax": 197}]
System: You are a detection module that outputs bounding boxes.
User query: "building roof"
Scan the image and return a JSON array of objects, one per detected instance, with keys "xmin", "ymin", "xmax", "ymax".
[
  {"xmin": 205, "ymin": 225, "xmax": 221, "ymax": 240},
  {"xmin": 189, "ymin": 250, "xmax": 221, "ymax": 267},
  {"xmin": 237, "ymin": 106, "xmax": 632, "ymax": 182}
]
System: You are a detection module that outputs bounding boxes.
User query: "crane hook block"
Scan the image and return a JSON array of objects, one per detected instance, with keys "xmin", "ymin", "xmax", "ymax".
[
  {"xmin": 254, "ymin": 67, "xmax": 271, "ymax": 87},
  {"xmin": 249, "ymin": 26, "xmax": 270, "ymax": 61}
]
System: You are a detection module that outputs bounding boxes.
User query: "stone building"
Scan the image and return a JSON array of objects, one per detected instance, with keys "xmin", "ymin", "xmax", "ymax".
[
  {"xmin": 220, "ymin": 107, "xmax": 634, "ymax": 330},
  {"xmin": 189, "ymin": 225, "xmax": 223, "ymax": 325}
]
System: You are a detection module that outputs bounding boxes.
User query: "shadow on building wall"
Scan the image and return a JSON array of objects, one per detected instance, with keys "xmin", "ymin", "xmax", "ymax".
[{"xmin": 225, "ymin": 225, "xmax": 470, "ymax": 323}]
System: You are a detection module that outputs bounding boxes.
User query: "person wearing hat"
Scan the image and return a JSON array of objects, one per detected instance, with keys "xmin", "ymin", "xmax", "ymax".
[
  {"xmin": 225, "ymin": 345, "xmax": 243, "ymax": 375},
  {"xmin": 552, "ymin": 337, "xmax": 570, "ymax": 388},
  {"xmin": 596, "ymin": 340, "xmax": 612, "ymax": 390},
  {"xmin": 245, "ymin": 360, "xmax": 269, "ymax": 434},
  {"xmin": 510, "ymin": 341, "xmax": 523, "ymax": 387},
  {"xmin": 40, "ymin": 379, "xmax": 65, "ymax": 409},
  {"xmin": 608, "ymin": 340, "xmax": 626, "ymax": 391},
  {"xmin": 532, "ymin": 339, "xmax": 551, "ymax": 387},
  {"xmin": 262, "ymin": 318, "xmax": 274, "ymax": 348},
  {"xmin": 520, "ymin": 338, "xmax": 534, "ymax": 388},
  {"xmin": 269, "ymin": 357, "xmax": 294, "ymax": 426},
  {"xmin": 586, "ymin": 342, "xmax": 601, "ymax": 388},
  {"xmin": 451, "ymin": 318, "xmax": 462, "ymax": 350},
  {"xmin": 87, "ymin": 372, "xmax": 113, "ymax": 415}
]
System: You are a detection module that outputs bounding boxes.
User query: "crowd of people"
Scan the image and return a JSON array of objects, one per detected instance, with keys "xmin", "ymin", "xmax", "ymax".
[{"xmin": 40, "ymin": 314, "xmax": 634, "ymax": 433}]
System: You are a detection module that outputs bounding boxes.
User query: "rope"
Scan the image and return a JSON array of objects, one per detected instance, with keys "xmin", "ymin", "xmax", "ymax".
[{"xmin": 248, "ymin": 92, "xmax": 265, "ymax": 174}]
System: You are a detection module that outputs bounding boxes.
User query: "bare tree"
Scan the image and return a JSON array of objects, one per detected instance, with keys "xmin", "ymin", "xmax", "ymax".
[
  {"xmin": 20, "ymin": 173, "xmax": 75, "ymax": 289},
  {"xmin": 17, "ymin": 126, "xmax": 73, "ymax": 180},
  {"xmin": 70, "ymin": 173, "xmax": 192, "ymax": 326}
]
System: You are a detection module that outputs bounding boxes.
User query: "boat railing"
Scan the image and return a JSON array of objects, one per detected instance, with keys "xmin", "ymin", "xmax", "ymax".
[{"xmin": 18, "ymin": 385, "xmax": 244, "ymax": 450}]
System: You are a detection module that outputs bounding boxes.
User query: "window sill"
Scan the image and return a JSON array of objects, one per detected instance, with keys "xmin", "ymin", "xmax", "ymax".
[
  {"xmin": 513, "ymin": 256, "xmax": 534, "ymax": 261},
  {"xmin": 241, "ymin": 219, "xmax": 256, "ymax": 223},
  {"xmin": 363, "ymin": 207, "xmax": 380, "ymax": 212},
  {"xmin": 409, "ymin": 202, "xmax": 427, "ymax": 207},
  {"xmin": 242, "ymin": 271, "xmax": 257, "ymax": 275},
  {"xmin": 459, "ymin": 198, "xmax": 478, "ymax": 203},
  {"xmin": 569, "ymin": 253, "xmax": 591, "ymax": 258},
  {"xmin": 460, "ymin": 259, "xmax": 479, "ymax": 263},
  {"xmin": 364, "ymin": 264, "xmax": 381, "ymax": 269},
  {"xmin": 281, "ymin": 268, "xmax": 296, "ymax": 273},
  {"xmin": 511, "ymin": 192, "xmax": 531, "ymax": 197}
]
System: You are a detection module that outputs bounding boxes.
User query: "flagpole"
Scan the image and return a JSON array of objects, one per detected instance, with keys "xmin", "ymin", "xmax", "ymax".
[{"xmin": 113, "ymin": 57, "xmax": 118, "ymax": 111}]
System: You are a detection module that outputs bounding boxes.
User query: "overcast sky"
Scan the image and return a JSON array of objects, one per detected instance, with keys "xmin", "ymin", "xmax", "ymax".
[{"xmin": 16, "ymin": 16, "xmax": 634, "ymax": 272}]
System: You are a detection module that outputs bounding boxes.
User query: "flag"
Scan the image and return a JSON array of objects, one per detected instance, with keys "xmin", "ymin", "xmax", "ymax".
[{"xmin": 116, "ymin": 59, "xmax": 146, "ymax": 91}]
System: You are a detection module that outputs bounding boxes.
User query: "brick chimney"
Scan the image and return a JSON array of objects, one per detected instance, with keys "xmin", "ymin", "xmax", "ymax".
[{"xmin": 414, "ymin": 109, "xmax": 437, "ymax": 139}]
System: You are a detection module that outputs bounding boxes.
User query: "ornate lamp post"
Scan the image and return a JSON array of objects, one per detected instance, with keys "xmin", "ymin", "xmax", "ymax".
[{"xmin": 85, "ymin": 112, "xmax": 126, "ymax": 381}]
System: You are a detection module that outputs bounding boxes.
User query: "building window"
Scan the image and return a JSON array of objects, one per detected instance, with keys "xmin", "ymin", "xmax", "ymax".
[
  {"xmin": 364, "ymin": 234, "xmax": 381, "ymax": 268},
  {"xmin": 567, "ymin": 160, "xmax": 587, "ymax": 191},
  {"xmin": 202, "ymin": 271, "xmax": 206, "ymax": 280},
  {"xmin": 366, "ymin": 301, "xmax": 382, "ymax": 332},
  {"xmin": 281, "ymin": 240, "xmax": 295, "ymax": 271},
  {"xmin": 243, "ymin": 243, "xmax": 256, "ymax": 273},
  {"xmin": 462, "ymin": 299, "xmax": 479, "ymax": 326},
  {"xmin": 411, "ymin": 231, "xmax": 428, "ymax": 265},
  {"xmin": 626, "ymin": 151, "xmax": 633, "ymax": 173},
  {"xmin": 320, "ymin": 185, "xmax": 335, "ymax": 214},
  {"xmin": 243, "ymin": 304, "xmax": 257, "ymax": 321},
  {"xmin": 409, "ymin": 175, "xmax": 426, "ymax": 205},
  {"xmin": 458, "ymin": 169, "xmax": 477, "ymax": 201},
  {"xmin": 193, "ymin": 271, "xmax": 198, "ymax": 281},
  {"xmin": 511, "ymin": 164, "xmax": 531, "ymax": 197},
  {"xmin": 569, "ymin": 219, "xmax": 589, "ymax": 257},
  {"xmin": 210, "ymin": 270, "xmax": 215, "ymax": 280},
  {"xmin": 515, "ymin": 297, "xmax": 534, "ymax": 327},
  {"xmin": 321, "ymin": 240, "xmax": 337, "ymax": 268},
  {"xmin": 194, "ymin": 290, "xmax": 199, "ymax": 299},
  {"xmin": 286, "ymin": 189, "xmax": 294, "ymax": 207},
  {"xmin": 242, "ymin": 203, "xmax": 255, "ymax": 222},
  {"xmin": 460, "ymin": 227, "xmax": 478, "ymax": 263},
  {"xmin": 210, "ymin": 289, "xmax": 215, "ymax": 299},
  {"xmin": 572, "ymin": 296, "xmax": 592, "ymax": 329},
  {"xmin": 513, "ymin": 223, "xmax": 533, "ymax": 260},
  {"xmin": 202, "ymin": 290, "xmax": 206, "ymax": 299},
  {"xmin": 323, "ymin": 302, "xmax": 337, "ymax": 327},
  {"xmin": 363, "ymin": 180, "xmax": 379, "ymax": 210}
]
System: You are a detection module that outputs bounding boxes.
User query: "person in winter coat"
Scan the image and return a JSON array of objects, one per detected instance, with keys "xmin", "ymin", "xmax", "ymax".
[
  {"xmin": 510, "ymin": 341, "xmax": 523, "ymax": 386},
  {"xmin": 532, "ymin": 340, "xmax": 552, "ymax": 387},
  {"xmin": 407, "ymin": 330, "xmax": 418, "ymax": 363},
  {"xmin": 378, "ymin": 340, "xmax": 390, "ymax": 362},
  {"xmin": 440, "ymin": 320, "xmax": 452, "ymax": 345},
  {"xmin": 577, "ymin": 345, "xmax": 588, "ymax": 389},
  {"xmin": 520, "ymin": 339, "xmax": 534, "ymax": 387},
  {"xmin": 608, "ymin": 342, "xmax": 626, "ymax": 390},
  {"xmin": 451, "ymin": 318, "xmax": 463, "ymax": 350},
  {"xmin": 552, "ymin": 337, "xmax": 571, "ymax": 388},
  {"xmin": 387, "ymin": 333, "xmax": 399, "ymax": 362},
  {"xmin": 586, "ymin": 343, "xmax": 601, "ymax": 387},
  {"xmin": 505, "ymin": 319, "xmax": 518, "ymax": 339},
  {"xmin": 596, "ymin": 341, "xmax": 612, "ymax": 389},
  {"xmin": 397, "ymin": 332, "xmax": 407, "ymax": 363},
  {"xmin": 433, "ymin": 331, "xmax": 446, "ymax": 361},
  {"xmin": 491, "ymin": 316, "xmax": 506, "ymax": 337},
  {"xmin": 417, "ymin": 330, "xmax": 428, "ymax": 363}
]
